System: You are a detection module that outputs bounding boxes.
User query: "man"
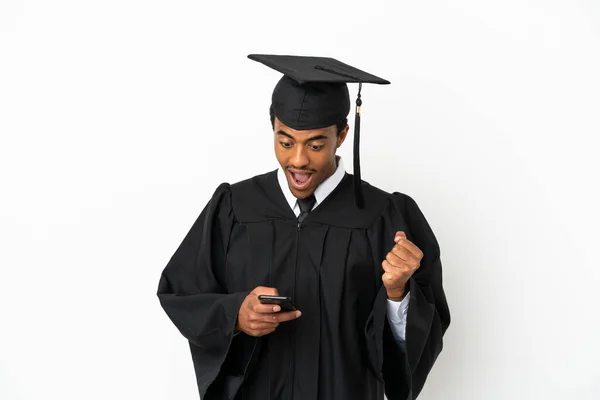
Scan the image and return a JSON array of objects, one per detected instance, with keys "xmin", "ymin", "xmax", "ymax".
[{"xmin": 158, "ymin": 55, "xmax": 450, "ymax": 400}]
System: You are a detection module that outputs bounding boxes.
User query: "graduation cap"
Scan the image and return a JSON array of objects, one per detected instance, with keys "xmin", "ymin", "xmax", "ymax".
[{"xmin": 248, "ymin": 54, "xmax": 390, "ymax": 208}]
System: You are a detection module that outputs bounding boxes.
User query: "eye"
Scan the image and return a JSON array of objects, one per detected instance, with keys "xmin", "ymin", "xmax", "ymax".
[
  {"xmin": 309, "ymin": 144, "xmax": 324, "ymax": 151},
  {"xmin": 280, "ymin": 141, "xmax": 293, "ymax": 149}
]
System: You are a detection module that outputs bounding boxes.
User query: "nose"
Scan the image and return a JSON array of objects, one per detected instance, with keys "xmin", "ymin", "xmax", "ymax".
[{"xmin": 291, "ymin": 145, "xmax": 309, "ymax": 168}]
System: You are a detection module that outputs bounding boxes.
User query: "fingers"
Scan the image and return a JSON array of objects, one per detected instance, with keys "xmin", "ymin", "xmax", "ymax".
[
  {"xmin": 276, "ymin": 310, "xmax": 302, "ymax": 323},
  {"xmin": 242, "ymin": 309, "xmax": 302, "ymax": 337},
  {"xmin": 240, "ymin": 286, "xmax": 303, "ymax": 337},
  {"xmin": 391, "ymin": 247, "xmax": 421, "ymax": 269},
  {"xmin": 245, "ymin": 323, "xmax": 278, "ymax": 337},
  {"xmin": 398, "ymin": 240, "xmax": 424, "ymax": 260},
  {"xmin": 394, "ymin": 231, "xmax": 406, "ymax": 242},
  {"xmin": 241, "ymin": 307, "xmax": 280, "ymax": 337},
  {"xmin": 382, "ymin": 259, "xmax": 404, "ymax": 280},
  {"xmin": 240, "ymin": 287, "xmax": 302, "ymax": 337},
  {"xmin": 248, "ymin": 309, "xmax": 302, "ymax": 324},
  {"xmin": 251, "ymin": 286, "xmax": 279, "ymax": 296},
  {"xmin": 246, "ymin": 319, "xmax": 279, "ymax": 330},
  {"xmin": 381, "ymin": 260, "xmax": 395, "ymax": 281},
  {"xmin": 386, "ymin": 248, "xmax": 409, "ymax": 265},
  {"xmin": 247, "ymin": 287, "xmax": 283, "ymax": 313},
  {"xmin": 252, "ymin": 303, "xmax": 283, "ymax": 313},
  {"xmin": 394, "ymin": 231, "xmax": 424, "ymax": 260},
  {"xmin": 382, "ymin": 244, "xmax": 420, "ymax": 283},
  {"xmin": 387, "ymin": 245, "xmax": 421, "ymax": 269},
  {"xmin": 248, "ymin": 287, "xmax": 284, "ymax": 313},
  {"xmin": 382, "ymin": 260, "xmax": 408, "ymax": 295},
  {"xmin": 384, "ymin": 250, "xmax": 420, "ymax": 270}
]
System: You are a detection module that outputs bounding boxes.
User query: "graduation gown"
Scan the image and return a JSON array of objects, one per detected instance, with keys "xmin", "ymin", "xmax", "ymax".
[{"xmin": 157, "ymin": 171, "xmax": 450, "ymax": 400}]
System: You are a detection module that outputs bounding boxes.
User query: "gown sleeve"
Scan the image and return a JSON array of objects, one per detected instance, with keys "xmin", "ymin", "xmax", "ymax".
[
  {"xmin": 366, "ymin": 193, "xmax": 451, "ymax": 399},
  {"xmin": 157, "ymin": 183, "xmax": 252, "ymax": 397}
]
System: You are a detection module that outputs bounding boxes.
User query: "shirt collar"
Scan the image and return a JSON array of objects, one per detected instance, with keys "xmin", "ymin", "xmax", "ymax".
[{"xmin": 277, "ymin": 157, "xmax": 346, "ymax": 212}]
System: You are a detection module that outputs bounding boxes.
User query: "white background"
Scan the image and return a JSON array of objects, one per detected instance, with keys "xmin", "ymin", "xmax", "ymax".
[{"xmin": 1, "ymin": 1, "xmax": 599, "ymax": 399}]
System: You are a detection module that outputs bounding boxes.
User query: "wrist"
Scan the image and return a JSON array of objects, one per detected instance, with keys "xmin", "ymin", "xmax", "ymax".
[{"xmin": 386, "ymin": 289, "xmax": 406, "ymax": 302}]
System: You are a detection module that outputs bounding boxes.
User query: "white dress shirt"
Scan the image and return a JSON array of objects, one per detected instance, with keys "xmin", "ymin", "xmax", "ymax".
[{"xmin": 276, "ymin": 158, "xmax": 410, "ymax": 342}]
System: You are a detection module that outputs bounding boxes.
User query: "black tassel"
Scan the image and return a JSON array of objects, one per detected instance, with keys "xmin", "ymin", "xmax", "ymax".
[
  {"xmin": 313, "ymin": 65, "xmax": 366, "ymax": 208},
  {"xmin": 354, "ymin": 82, "xmax": 364, "ymax": 209}
]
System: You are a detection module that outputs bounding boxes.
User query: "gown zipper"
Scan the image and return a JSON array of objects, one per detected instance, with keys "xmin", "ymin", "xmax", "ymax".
[{"xmin": 289, "ymin": 220, "xmax": 301, "ymax": 399}]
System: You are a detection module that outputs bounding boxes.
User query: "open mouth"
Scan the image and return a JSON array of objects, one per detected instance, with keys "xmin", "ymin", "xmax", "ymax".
[{"xmin": 288, "ymin": 170, "xmax": 314, "ymax": 190}]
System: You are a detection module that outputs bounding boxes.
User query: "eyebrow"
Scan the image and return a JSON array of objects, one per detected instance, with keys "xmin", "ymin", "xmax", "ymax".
[{"xmin": 277, "ymin": 130, "xmax": 328, "ymax": 142}]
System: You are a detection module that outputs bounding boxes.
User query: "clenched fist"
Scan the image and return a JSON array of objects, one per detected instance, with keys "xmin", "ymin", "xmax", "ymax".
[
  {"xmin": 382, "ymin": 231, "xmax": 423, "ymax": 301},
  {"xmin": 236, "ymin": 286, "xmax": 302, "ymax": 337}
]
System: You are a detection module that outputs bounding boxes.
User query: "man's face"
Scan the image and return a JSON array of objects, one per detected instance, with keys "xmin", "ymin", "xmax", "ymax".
[{"xmin": 274, "ymin": 117, "xmax": 348, "ymax": 199}]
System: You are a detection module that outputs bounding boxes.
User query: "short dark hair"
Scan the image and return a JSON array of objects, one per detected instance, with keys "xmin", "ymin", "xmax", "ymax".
[{"xmin": 269, "ymin": 105, "xmax": 348, "ymax": 136}]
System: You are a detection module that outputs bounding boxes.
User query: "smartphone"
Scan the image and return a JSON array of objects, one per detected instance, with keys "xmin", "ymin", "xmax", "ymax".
[{"xmin": 258, "ymin": 295, "xmax": 296, "ymax": 312}]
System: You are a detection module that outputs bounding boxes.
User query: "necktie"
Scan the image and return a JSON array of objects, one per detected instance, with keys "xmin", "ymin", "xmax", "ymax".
[{"xmin": 297, "ymin": 195, "xmax": 316, "ymax": 226}]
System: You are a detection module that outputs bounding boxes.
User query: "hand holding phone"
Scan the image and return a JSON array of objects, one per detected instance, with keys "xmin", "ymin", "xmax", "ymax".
[{"xmin": 236, "ymin": 287, "xmax": 302, "ymax": 337}]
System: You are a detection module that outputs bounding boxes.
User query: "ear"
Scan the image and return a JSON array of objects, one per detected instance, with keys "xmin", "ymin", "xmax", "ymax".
[{"xmin": 336, "ymin": 124, "xmax": 350, "ymax": 148}]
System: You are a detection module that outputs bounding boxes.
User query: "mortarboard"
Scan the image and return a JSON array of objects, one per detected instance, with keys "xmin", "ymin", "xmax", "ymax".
[{"xmin": 248, "ymin": 54, "xmax": 390, "ymax": 208}]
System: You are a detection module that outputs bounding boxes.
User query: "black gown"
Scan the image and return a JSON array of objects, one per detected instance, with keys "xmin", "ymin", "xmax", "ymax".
[{"xmin": 157, "ymin": 171, "xmax": 450, "ymax": 400}]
